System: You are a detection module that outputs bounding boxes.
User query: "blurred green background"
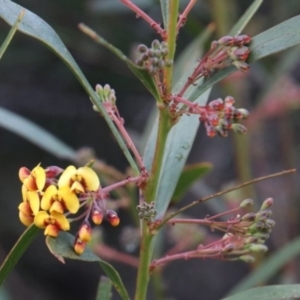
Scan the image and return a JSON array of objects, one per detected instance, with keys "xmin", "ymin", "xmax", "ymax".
[{"xmin": 1, "ymin": 0, "xmax": 300, "ymax": 299}]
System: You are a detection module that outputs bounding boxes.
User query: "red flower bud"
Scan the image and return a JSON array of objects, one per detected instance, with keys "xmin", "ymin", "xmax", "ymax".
[{"xmin": 106, "ymin": 210, "xmax": 120, "ymax": 227}]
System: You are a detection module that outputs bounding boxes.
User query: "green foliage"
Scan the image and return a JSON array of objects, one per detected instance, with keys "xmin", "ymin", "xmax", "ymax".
[
  {"xmin": 0, "ymin": 225, "xmax": 39, "ymax": 286},
  {"xmin": 223, "ymin": 285, "xmax": 300, "ymax": 300},
  {"xmin": 46, "ymin": 232, "xmax": 130, "ymax": 300},
  {"xmin": 172, "ymin": 162, "xmax": 212, "ymax": 202}
]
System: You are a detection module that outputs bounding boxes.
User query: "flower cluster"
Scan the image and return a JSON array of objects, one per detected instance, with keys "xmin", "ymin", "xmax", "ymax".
[
  {"xmin": 150, "ymin": 197, "xmax": 275, "ymax": 269},
  {"xmin": 136, "ymin": 40, "xmax": 172, "ymax": 75},
  {"xmin": 18, "ymin": 164, "xmax": 120, "ymax": 254},
  {"xmin": 200, "ymin": 96, "xmax": 249, "ymax": 137},
  {"xmin": 177, "ymin": 34, "xmax": 251, "ymax": 98}
]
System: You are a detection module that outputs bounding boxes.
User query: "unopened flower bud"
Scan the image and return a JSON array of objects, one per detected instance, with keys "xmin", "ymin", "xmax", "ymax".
[
  {"xmin": 45, "ymin": 166, "xmax": 64, "ymax": 178},
  {"xmin": 224, "ymin": 96, "xmax": 235, "ymax": 106},
  {"xmin": 151, "ymin": 39, "xmax": 160, "ymax": 49},
  {"xmin": 260, "ymin": 198, "xmax": 273, "ymax": 210},
  {"xmin": 248, "ymin": 222, "xmax": 265, "ymax": 233},
  {"xmin": 266, "ymin": 219, "xmax": 275, "ymax": 227},
  {"xmin": 237, "ymin": 108, "xmax": 250, "ymax": 119},
  {"xmin": 255, "ymin": 210, "xmax": 272, "ymax": 221},
  {"xmin": 232, "ymin": 60, "xmax": 249, "ymax": 72},
  {"xmin": 217, "ymin": 36, "xmax": 234, "ymax": 46},
  {"xmin": 241, "ymin": 212, "xmax": 256, "ymax": 222},
  {"xmin": 232, "ymin": 124, "xmax": 247, "ymax": 134},
  {"xmin": 208, "ymin": 98, "xmax": 224, "ymax": 110},
  {"xmin": 234, "ymin": 35, "xmax": 251, "ymax": 46},
  {"xmin": 19, "ymin": 167, "xmax": 30, "ymax": 182},
  {"xmin": 245, "ymin": 237, "xmax": 259, "ymax": 244},
  {"xmin": 92, "ymin": 209, "xmax": 103, "ymax": 225},
  {"xmin": 240, "ymin": 198, "xmax": 253, "ymax": 208},
  {"xmin": 138, "ymin": 44, "xmax": 148, "ymax": 53},
  {"xmin": 78, "ymin": 221, "xmax": 92, "ymax": 242},
  {"xmin": 239, "ymin": 255, "xmax": 255, "ymax": 263},
  {"xmin": 106, "ymin": 210, "xmax": 120, "ymax": 226},
  {"xmin": 95, "ymin": 84, "xmax": 103, "ymax": 94},
  {"xmin": 74, "ymin": 237, "xmax": 86, "ymax": 255},
  {"xmin": 249, "ymin": 244, "xmax": 268, "ymax": 253},
  {"xmin": 253, "ymin": 232, "xmax": 270, "ymax": 241}
]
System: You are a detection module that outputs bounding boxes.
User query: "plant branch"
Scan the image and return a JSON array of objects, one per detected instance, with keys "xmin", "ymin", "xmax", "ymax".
[
  {"xmin": 120, "ymin": 0, "xmax": 166, "ymax": 38},
  {"xmin": 176, "ymin": 0, "xmax": 197, "ymax": 32},
  {"xmin": 158, "ymin": 169, "xmax": 296, "ymax": 229}
]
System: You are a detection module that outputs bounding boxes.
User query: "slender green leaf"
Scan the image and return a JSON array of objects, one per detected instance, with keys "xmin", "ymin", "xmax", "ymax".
[
  {"xmin": 228, "ymin": 236, "xmax": 300, "ymax": 295},
  {"xmin": 0, "ymin": 9, "xmax": 24, "ymax": 59},
  {"xmin": 96, "ymin": 277, "xmax": 112, "ymax": 300},
  {"xmin": 0, "ymin": 0, "xmax": 138, "ymax": 173},
  {"xmin": 144, "ymin": 87, "xmax": 211, "ymax": 219},
  {"xmin": 78, "ymin": 23, "xmax": 160, "ymax": 100},
  {"xmin": 46, "ymin": 232, "xmax": 130, "ymax": 300},
  {"xmin": 223, "ymin": 285, "xmax": 300, "ymax": 300},
  {"xmin": 0, "ymin": 225, "xmax": 39, "ymax": 285},
  {"xmin": 228, "ymin": 0, "xmax": 263, "ymax": 36},
  {"xmin": 189, "ymin": 15, "xmax": 300, "ymax": 101},
  {"xmin": 172, "ymin": 162, "xmax": 212, "ymax": 202},
  {"xmin": 160, "ymin": 0, "xmax": 169, "ymax": 29},
  {"xmin": 0, "ymin": 106, "xmax": 77, "ymax": 160}
]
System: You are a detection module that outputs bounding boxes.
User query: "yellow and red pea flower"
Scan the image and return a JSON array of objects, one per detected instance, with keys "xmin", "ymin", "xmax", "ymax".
[
  {"xmin": 34, "ymin": 211, "xmax": 70, "ymax": 237},
  {"xmin": 18, "ymin": 164, "xmax": 121, "ymax": 255},
  {"xmin": 19, "ymin": 164, "xmax": 46, "ymax": 192},
  {"xmin": 18, "ymin": 190, "xmax": 41, "ymax": 226},
  {"xmin": 58, "ymin": 165, "xmax": 100, "ymax": 193},
  {"xmin": 41, "ymin": 185, "xmax": 79, "ymax": 214}
]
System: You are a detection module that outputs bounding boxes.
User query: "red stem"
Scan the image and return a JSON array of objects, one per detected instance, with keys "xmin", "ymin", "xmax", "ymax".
[{"xmin": 120, "ymin": 0, "xmax": 166, "ymax": 38}]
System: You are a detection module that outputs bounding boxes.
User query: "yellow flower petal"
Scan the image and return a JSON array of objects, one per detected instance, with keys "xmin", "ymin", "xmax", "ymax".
[
  {"xmin": 58, "ymin": 165, "xmax": 76, "ymax": 188},
  {"xmin": 21, "ymin": 185, "xmax": 27, "ymax": 201},
  {"xmin": 41, "ymin": 185, "xmax": 57, "ymax": 211},
  {"xmin": 77, "ymin": 167, "xmax": 100, "ymax": 191},
  {"xmin": 49, "ymin": 201, "xmax": 64, "ymax": 214},
  {"xmin": 70, "ymin": 181, "xmax": 85, "ymax": 193},
  {"xmin": 19, "ymin": 211, "xmax": 33, "ymax": 226},
  {"xmin": 23, "ymin": 176, "xmax": 37, "ymax": 191},
  {"xmin": 58, "ymin": 186, "xmax": 79, "ymax": 214},
  {"xmin": 32, "ymin": 165, "xmax": 46, "ymax": 191},
  {"xmin": 18, "ymin": 202, "xmax": 31, "ymax": 214},
  {"xmin": 34, "ymin": 211, "xmax": 49, "ymax": 228},
  {"xmin": 44, "ymin": 224, "xmax": 59, "ymax": 237},
  {"xmin": 51, "ymin": 211, "xmax": 70, "ymax": 231},
  {"xmin": 27, "ymin": 191, "xmax": 40, "ymax": 215}
]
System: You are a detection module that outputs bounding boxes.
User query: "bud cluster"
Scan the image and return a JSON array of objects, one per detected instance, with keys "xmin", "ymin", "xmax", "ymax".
[
  {"xmin": 136, "ymin": 40, "xmax": 172, "ymax": 75},
  {"xmin": 179, "ymin": 34, "xmax": 251, "ymax": 95},
  {"xmin": 210, "ymin": 34, "xmax": 251, "ymax": 72},
  {"xmin": 137, "ymin": 201, "xmax": 157, "ymax": 222},
  {"xmin": 212, "ymin": 197, "xmax": 275, "ymax": 262},
  {"xmin": 95, "ymin": 84, "xmax": 116, "ymax": 106},
  {"xmin": 198, "ymin": 96, "xmax": 249, "ymax": 137}
]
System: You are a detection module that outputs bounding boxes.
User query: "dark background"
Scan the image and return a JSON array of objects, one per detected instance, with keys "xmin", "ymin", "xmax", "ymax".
[{"xmin": 1, "ymin": 0, "xmax": 300, "ymax": 299}]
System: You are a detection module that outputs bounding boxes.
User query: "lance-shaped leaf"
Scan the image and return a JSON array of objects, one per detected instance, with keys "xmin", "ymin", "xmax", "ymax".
[
  {"xmin": 96, "ymin": 277, "xmax": 113, "ymax": 300},
  {"xmin": 222, "ymin": 285, "xmax": 300, "ymax": 300},
  {"xmin": 46, "ymin": 232, "xmax": 130, "ymax": 300},
  {"xmin": 0, "ymin": 107, "xmax": 77, "ymax": 160},
  {"xmin": 0, "ymin": 225, "xmax": 40, "ymax": 285},
  {"xmin": 0, "ymin": 0, "xmax": 138, "ymax": 173}
]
